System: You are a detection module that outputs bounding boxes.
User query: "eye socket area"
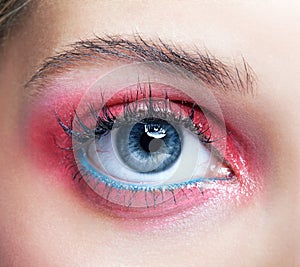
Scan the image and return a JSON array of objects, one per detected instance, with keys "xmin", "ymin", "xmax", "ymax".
[
  {"xmin": 71, "ymin": 91, "xmax": 236, "ymax": 211},
  {"xmin": 25, "ymin": 62, "xmax": 265, "ymax": 221}
]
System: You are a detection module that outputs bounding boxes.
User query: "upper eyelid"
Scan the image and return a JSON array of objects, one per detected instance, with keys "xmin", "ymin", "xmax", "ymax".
[{"xmin": 25, "ymin": 34, "xmax": 257, "ymax": 96}]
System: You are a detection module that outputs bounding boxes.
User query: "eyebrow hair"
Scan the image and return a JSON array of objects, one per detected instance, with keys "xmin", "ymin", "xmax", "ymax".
[{"xmin": 28, "ymin": 34, "xmax": 256, "ymax": 95}]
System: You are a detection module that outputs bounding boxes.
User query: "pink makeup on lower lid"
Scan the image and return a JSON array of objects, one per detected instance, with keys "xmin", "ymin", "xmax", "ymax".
[{"xmin": 24, "ymin": 65, "xmax": 267, "ymax": 228}]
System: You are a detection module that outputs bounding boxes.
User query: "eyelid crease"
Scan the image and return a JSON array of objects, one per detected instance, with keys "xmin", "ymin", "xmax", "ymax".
[{"xmin": 25, "ymin": 34, "xmax": 257, "ymax": 96}]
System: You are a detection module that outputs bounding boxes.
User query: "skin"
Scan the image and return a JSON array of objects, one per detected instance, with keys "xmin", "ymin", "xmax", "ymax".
[{"xmin": 0, "ymin": 0, "xmax": 299, "ymax": 266}]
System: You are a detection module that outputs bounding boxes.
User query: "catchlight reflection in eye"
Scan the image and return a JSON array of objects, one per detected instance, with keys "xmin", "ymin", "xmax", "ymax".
[{"xmin": 64, "ymin": 62, "xmax": 237, "ymax": 214}]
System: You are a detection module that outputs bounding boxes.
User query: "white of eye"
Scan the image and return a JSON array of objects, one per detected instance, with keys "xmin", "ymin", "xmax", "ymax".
[{"xmin": 85, "ymin": 122, "xmax": 219, "ymax": 187}]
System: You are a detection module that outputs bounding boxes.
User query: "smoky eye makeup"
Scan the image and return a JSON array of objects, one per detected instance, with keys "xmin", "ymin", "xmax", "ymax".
[{"xmin": 24, "ymin": 36, "xmax": 268, "ymax": 225}]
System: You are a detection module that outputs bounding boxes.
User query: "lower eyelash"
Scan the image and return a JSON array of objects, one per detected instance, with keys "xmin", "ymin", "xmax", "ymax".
[
  {"xmin": 57, "ymin": 142, "xmax": 234, "ymax": 210},
  {"xmin": 76, "ymin": 168, "xmax": 232, "ymax": 209}
]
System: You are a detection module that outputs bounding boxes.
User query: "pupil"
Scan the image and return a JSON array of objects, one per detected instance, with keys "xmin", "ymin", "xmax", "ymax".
[{"xmin": 140, "ymin": 132, "xmax": 164, "ymax": 153}]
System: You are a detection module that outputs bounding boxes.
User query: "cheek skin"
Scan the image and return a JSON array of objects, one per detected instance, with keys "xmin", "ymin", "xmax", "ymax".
[{"xmin": 24, "ymin": 79, "xmax": 268, "ymax": 231}]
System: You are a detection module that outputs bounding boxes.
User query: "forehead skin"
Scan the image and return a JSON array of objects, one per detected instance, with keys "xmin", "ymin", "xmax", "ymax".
[{"xmin": 0, "ymin": 0, "xmax": 300, "ymax": 266}]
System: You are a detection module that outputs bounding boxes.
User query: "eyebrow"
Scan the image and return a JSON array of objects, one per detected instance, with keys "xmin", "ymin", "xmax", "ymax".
[{"xmin": 27, "ymin": 34, "xmax": 256, "ymax": 95}]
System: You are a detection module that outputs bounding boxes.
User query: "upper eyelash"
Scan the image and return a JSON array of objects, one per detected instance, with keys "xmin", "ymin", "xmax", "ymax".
[{"xmin": 56, "ymin": 83, "xmax": 214, "ymax": 147}]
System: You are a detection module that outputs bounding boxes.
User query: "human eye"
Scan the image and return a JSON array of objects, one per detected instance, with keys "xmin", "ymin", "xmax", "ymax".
[
  {"xmin": 25, "ymin": 37, "xmax": 265, "ymax": 223},
  {"xmin": 54, "ymin": 62, "xmax": 237, "ymax": 217}
]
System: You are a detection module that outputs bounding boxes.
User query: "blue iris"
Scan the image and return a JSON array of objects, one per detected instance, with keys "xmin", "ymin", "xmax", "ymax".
[{"xmin": 116, "ymin": 118, "xmax": 181, "ymax": 173}]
